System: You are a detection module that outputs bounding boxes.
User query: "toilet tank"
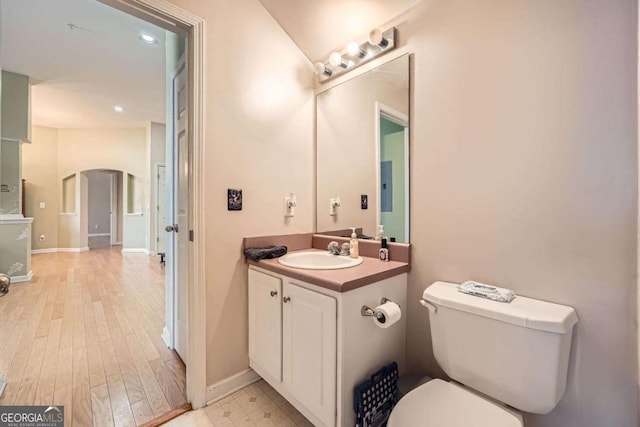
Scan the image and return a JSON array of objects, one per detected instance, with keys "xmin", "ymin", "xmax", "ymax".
[{"xmin": 422, "ymin": 281, "xmax": 577, "ymax": 414}]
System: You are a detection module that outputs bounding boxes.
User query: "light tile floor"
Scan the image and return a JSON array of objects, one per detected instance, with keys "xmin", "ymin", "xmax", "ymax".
[{"xmin": 163, "ymin": 379, "xmax": 313, "ymax": 426}]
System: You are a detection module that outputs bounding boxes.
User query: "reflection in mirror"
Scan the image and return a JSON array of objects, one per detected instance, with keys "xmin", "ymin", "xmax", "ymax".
[{"xmin": 316, "ymin": 54, "xmax": 409, "ymax": 242}]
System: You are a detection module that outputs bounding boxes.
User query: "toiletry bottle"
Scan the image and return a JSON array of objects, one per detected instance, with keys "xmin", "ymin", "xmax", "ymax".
[
  {"xmin": 375, "ymin": 225, "xmax": 386, "ymax": 241},
  {"xmin": 379, "ymin": 238, "xmax": 389, "ymax": 262},
  {"xmin": 349, "ymin": 227, "xmax": 359, "ymax": 258}
]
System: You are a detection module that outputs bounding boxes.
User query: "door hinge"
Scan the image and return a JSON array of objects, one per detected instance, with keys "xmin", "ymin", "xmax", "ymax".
[{"xmin": 189, "ymin": 230, "xmax": 194, "ymax": 242}]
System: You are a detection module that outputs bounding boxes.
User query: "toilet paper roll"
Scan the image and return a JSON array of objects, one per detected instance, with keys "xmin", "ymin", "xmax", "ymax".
[{"xmin": 373, "ymin": 301, "xmax": 401, "ymax": 328}]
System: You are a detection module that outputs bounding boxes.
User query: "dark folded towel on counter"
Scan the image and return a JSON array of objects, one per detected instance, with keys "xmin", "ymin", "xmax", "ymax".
[{"xmin": 244, "ymin": 246, "xmax": 288, "ymax": 261}]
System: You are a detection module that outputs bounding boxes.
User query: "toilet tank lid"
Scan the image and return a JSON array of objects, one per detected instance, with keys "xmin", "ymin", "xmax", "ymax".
[{"xmin": 423, "ymin": 282, "xmax": 578, "ymax": 334}]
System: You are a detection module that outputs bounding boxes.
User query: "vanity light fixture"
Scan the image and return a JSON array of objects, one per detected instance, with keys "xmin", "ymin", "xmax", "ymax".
[{"xmin": 313, "ymin": 27, "xmax": 396, "ymax": 83}]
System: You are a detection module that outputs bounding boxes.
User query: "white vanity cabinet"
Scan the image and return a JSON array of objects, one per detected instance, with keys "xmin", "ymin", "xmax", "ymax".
[
  {"xmin": 248, "ymin": 265, "xmax": 407, "ymax": 427},
  {"xmin": 249, "ymin": 268, "xmax": 337, "ymax": 426}
]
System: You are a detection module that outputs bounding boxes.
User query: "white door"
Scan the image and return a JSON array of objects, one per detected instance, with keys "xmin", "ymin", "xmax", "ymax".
[
  {"xmin": 248, "ymin": 269, "xmax": 282, "ymax": 381},
  {"xmin": 283, "ymin": 282, "xmax": 337, "ymax": 427},
  {"xmin": 166, "ymin": 58, "xmax": 189, "ymax": 362},
  {"xmin": 157, "ymin": 164, "xmax": 166, "ymax": 254}
]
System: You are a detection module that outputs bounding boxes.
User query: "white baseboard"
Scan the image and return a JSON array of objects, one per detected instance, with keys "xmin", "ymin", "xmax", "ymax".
[
  {"xmin": 31, "ymin": 248, "xmax": 58, "ymax": 254},
  {"xmin": 11, "ymin": 271, "xmax": 33, "ymax": 283},
  {"xmin": 88, "ymin": 233, "xmax": 110, "ymax": 237},
  {"xmin": 161, "ymin": 326, "xmax": 173, "ymax": 349},
  {"xmin": 121, "ymin": 248, "xmax": 149, "ymax": 254},
  {"xmin": 32, "ymin": 247, "xmax": 89, "ymax": 254},
  {"xmin": 206, "ymin": 369, "xmax": 261, "ymax": 405},
  {"xmin": 58, "ymin": 247, "xmax": 90, "ymax": 253}
]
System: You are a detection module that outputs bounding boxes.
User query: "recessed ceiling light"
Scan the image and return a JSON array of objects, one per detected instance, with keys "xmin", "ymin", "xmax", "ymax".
[
  {"xmin": 138, "ymin": 33, "xmax": 158, "ymax": 45},
  {"xmin": 113, "ymin": 105, "xmax": 124, "ymax": 113}
]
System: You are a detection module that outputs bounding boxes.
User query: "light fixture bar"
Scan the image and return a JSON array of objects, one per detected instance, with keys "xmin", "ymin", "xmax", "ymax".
[{"xmin": 313, "ymin": 27, "xmax": 396, "ymax": 83}]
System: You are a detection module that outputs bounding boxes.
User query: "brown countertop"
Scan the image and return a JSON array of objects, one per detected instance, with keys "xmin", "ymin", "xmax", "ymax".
[{"xmin": 248, "ymin": 249, "xmax": 409, "ymax": 293}]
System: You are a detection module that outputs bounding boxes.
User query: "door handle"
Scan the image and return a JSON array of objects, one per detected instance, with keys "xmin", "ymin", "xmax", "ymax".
[
  {"xmin": 270, "ymin": 290, "xmax": 278, "ymax": 297},
  {"xmin": 283, "ymin": 296, "xmax": 291, "ymax": 303},
  {"xmin": 165, "ymin": 224, "xmax": 179, "ymax": 233}
]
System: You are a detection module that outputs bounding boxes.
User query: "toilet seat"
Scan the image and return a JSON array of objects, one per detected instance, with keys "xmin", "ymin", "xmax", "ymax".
[{"xmin": 388, "ymin": 379, "xmax": 523, "ymax": 427}]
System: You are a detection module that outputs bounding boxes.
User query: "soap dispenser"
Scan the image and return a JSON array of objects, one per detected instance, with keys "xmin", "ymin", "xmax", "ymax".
[{"xmin": 349, "ymin": 227, "xmax": 359, "ymax": 258}]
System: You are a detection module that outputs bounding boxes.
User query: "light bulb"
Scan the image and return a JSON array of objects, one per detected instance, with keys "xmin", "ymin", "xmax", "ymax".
[
  {"xmin": 113, "ymin": 105, "xmax": 124, "ymax": 113},
  {"xmin": 329, "ymin": 52, "xmax": 348, "ymax": 68},
  {"xmin": 313, "ymin": 62, "xmax": 332, "ymax": 76},
  {"xmin": 368, "ymin": 28, "xmax": 389, "ymax": 48},
  {"xmin": 329, "ymin": 52, "xmax": 342, "ymax": 67},
  {"xmin": 347, "ymin": 41, "xmax": 365, "ymax": 57}
]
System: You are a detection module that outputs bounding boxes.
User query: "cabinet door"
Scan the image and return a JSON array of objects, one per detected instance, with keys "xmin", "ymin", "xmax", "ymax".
[
  {"xmin": 248, "ymin": 269, "xmax": 282, "ymax": 381},
  {"xmin": 283, "ymin": 282, "xmax": 337, "ymax": 427}
]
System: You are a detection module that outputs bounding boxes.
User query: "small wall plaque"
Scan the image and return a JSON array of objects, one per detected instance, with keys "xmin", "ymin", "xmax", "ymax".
[
  {"xmin": 361, "ymin": 194, "xmax": 368, "ymax": 210},
  {"xmin": 228, "ymin": 189, "xmax": 242, "ymax": 211}
]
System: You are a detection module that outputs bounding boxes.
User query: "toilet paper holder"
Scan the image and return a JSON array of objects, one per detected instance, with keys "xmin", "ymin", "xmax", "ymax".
[{"xmin": 361, "ymin": 297, "xmax": 399, "ymax": 319}]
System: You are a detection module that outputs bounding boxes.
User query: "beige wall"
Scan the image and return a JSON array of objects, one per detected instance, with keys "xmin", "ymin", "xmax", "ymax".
[
  {"xmin": 23, "ymin": 126, "xmax": 59, "ymax": 249},
  {"xmin": 23, "ymin": 126, "xmax": 148, "ymax": 250},
  {"xmin": 165, "ymin": 0, "xmax": 315, "ymax": 385},
  {"xmin": 391, "ymin": 1, "xmax": 637, "ymax": 426}
]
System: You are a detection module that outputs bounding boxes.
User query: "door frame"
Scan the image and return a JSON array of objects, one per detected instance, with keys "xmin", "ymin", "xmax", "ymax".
[
  {"xmin": 374, "ymin": 102, "xmax": 410, "ymax": 242},
  {"xmin": 98, "ymin": 0, "xmax": 207, "ymax": 409}
]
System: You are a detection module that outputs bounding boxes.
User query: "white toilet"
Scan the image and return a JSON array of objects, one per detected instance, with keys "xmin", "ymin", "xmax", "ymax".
[{"xmin": 389, "ymin": 281, "xmax": 578, "ymax": 426}]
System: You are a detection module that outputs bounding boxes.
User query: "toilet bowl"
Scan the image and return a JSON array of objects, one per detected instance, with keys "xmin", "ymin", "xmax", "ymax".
[
  {"xmin": 388, "ymin": 379, "xmax": 522, "ymax": 427},
  {"xmin": 387, "ymin": 281, "xmax": 577, "ymax": 426}
]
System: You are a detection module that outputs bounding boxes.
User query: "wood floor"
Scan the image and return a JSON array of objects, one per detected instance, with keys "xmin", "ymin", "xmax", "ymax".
[{"xmin": 0, "ymin": 246, "xmax": 187, "ymax": 426}]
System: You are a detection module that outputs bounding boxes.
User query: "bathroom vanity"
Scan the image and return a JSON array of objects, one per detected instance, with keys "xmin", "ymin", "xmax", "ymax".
[{"xmin": 246, "ymin": 234, "xmax": 409, "ymax": 427}]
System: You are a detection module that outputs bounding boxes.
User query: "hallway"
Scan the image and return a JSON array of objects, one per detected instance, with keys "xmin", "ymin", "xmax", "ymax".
[{"xmin": 0, "ymin": 247, "xmax": 186, "ymax": 426}]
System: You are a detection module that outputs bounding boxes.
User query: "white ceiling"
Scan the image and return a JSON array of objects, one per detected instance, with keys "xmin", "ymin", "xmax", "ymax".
[
  {"xmin": 258, "ymin": 0, "xmax": 422, "ymax": 61},
  {"xmin": 1, "ymin": 0, "xmax": 168, "ymax": 129}
]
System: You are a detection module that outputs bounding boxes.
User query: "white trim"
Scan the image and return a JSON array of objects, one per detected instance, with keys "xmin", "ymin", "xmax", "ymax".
[
  {"xmin": 88, "ymin": 233, "xmax": 110, "ymax": 237},
  {"xmin": 161, "ymin": 326, "xmax": 172, "ymax": 348},
  {"xmin": 31, "ymin": 248, "xmax": 59, "ymax": 254},
  {"xmin": 32, "ymin": 247, "xmax": 90, "ymax": 254},
  {"xmin": 121, "ymin": 248, "xmax": 149, "ymax": 254},
  {"xmin": 59, "ymin": 247, "xmax": 90, "ymax": 253},
  {"xmin": 10, "ymin": 271, "xmax": 33, "ymax": 283},
  {"xmin": 206, "ymin": 369, "xmax": 261, "ymax": 405},
  {"xmin": 59, "ymin": 213, "xmax": 78, "ymax": 216},
  {"xmin": 114, "ymin": 241, "xmax": 123, "ymax": 246},
  {"xmin": 100, "ymin": 0, "xmax": 207, "ymax": 410},
  {"xmin": 124, "ymin": 212, "xmax": 144, "ymax": 216},
  {"xmin": 0, "ymin": 217, "xmax": 33, "ymax": 224}
]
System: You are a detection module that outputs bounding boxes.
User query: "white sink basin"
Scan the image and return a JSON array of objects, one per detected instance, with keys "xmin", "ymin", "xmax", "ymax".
[{"xmin": 278, "ymin": 251, "xmax": 363, "ymax": 270}]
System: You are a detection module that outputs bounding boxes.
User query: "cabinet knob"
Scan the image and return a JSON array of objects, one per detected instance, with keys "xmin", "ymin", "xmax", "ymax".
[
  {"xmin": 283, "ymin": 296, "xmax": 291, "ymax": 303},
  {"xmin": 270, "ymin": 290, "xmax": 278, "ymax": 297}
]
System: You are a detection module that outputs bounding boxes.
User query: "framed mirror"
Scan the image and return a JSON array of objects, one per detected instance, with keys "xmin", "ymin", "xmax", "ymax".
[{"xmin": 316, "ymin": 54, "xmax": 410, "ymax": 242}]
